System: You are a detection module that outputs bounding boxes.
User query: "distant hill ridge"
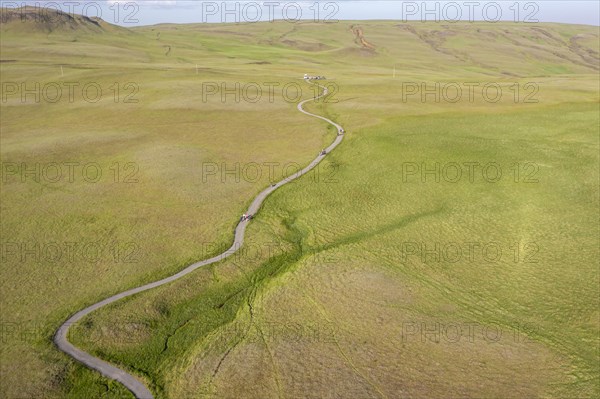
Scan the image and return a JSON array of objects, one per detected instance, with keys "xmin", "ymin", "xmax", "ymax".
[{"xmin": 0, "ymin": 6, "xmax": 126, "ymax": 33}]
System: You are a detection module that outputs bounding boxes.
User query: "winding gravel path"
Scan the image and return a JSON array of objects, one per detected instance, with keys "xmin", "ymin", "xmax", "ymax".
[{"xmin": 54, "ymin": 81, "xmax": 345, "ymax": 399}]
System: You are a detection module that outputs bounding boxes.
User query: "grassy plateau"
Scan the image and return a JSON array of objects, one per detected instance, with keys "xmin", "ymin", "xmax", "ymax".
[{"xmin": 0, "ymin": 7, "xmax": 598, "ymax": 399}]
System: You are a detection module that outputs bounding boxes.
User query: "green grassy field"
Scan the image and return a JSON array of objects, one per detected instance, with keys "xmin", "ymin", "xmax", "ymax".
[{"xmin": 1, "ymin": 9, "xmax": 598, "ymax": 399}]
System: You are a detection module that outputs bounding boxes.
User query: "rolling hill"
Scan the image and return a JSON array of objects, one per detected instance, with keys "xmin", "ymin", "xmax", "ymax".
[{"xmin": 1, "ymin": 7, "xmax": 598, "ymax": 399}]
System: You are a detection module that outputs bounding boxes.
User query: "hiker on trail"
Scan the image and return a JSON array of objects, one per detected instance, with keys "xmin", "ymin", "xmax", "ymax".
[{"xmin": 241, "ymin": 213, "xmax": 247, "ymax": 221}]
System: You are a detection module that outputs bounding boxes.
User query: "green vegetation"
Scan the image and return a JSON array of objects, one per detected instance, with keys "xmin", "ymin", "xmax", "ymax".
[{"xmin": 1, "ymin": 9, "xmax": 598, "ymax": 399}]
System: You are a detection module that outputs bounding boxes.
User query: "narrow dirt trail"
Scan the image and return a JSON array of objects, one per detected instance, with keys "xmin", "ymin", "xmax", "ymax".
[{"xmin": 54, "ymin": 81, "xmax": 346, "ymax": 399}]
